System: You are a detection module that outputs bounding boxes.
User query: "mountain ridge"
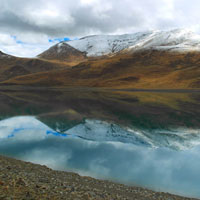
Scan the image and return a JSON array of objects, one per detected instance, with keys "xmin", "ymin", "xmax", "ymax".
[
  {"xmin": 2, "ymin": 50, "xmax": 200, "ymax": 89},
  {"xmin": 63, "ymin": 29, "xmax": 200, "ymax": 57},
  {"xmin": 37, "ymin": 42, "xmax": 87, "ymax": 63},
  {"xmin": 0, "ymin": 29, "xmax": 200, "ymax": 89},
  {"xmin": 36, "ymin": 29, "xmax": 200, "ymax": 61},
  {"xmin": 1, "ymin": 28, "xmax": 200, "ymax": 59}
]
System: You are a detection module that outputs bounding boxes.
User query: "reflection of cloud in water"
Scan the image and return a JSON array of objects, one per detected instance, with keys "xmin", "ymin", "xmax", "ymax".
[
  {"xmin": 0, "ymin": 116, "xmax": 49, "ymax": 140},
  {"xmin": 0, "ymin": 116, "xmax": 200, "ymax": 198},
  {"xmin": 0, "ymin": 116, "xmax": 69, "ymax": 140}
]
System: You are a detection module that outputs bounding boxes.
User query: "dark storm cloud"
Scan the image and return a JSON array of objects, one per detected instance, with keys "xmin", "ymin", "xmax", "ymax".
[
  {"xmin": 0, "ymin": 11, "xmax": 65, "ymax": 36},
  {"xmin": 0, "ymin": 0, "xmax": 175, "ymax": 37}
]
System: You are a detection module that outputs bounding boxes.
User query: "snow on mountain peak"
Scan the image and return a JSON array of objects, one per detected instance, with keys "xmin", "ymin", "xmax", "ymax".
[
  {"xmin": 38, "ymin": 42, "xmax": 86, "ymax": 61},
  {"xmin": 65, "ymin": 29, "xmax": 200, "ymax": 57}
]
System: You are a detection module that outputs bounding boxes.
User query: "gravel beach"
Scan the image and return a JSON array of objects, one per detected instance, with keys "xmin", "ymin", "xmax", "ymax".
[{"xmin": 0, "ymin": 155, "xmax": 198, "ymax": 200}]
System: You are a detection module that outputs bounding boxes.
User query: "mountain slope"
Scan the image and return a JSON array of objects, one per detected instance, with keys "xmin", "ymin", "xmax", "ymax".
[
  {"xmin": 1, "ymin": 29, "xmax": 200, "ymax": 89},
  {"xmin": 66, "ymin": 29, "xmax": 200, "ymax": 57},
  {"xmin": 0, "ymin": 50, "xmax": 69, "ymax": 81},
  {"xmin": 2, "ymin": 50, "xmax": 200, "ymax": 89},
  {"xmin": 37, "ymin": 42, "xmax": 86, "ymax": 64}
]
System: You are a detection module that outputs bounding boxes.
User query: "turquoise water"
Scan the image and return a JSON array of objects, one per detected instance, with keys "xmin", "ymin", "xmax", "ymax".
[{"xmin": 0, "ymin": 90, "xmax": 200, "ymax": 198}]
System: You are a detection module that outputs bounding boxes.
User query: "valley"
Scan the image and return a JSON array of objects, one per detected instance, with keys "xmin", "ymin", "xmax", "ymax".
[{"xmin": 0, "ymin": 29, "xmax": 200, "ymax": 199}]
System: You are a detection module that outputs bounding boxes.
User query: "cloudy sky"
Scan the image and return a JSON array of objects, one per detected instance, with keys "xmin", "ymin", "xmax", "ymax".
[{"xmin": 1, "ymin": 0, "xmax": 200, "ymax": 57}]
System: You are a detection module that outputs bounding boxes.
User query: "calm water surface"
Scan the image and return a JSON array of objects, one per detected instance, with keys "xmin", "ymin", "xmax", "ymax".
[{"xmin": 0, "ymin": 89, "xmax": 200, "ymax": 198}]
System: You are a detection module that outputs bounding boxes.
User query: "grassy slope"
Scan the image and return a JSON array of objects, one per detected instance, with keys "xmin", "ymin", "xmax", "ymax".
[
  {"xmin": 0, "ymin": 56, "xmax": 74, "ymax": 82},
  {"xmin": 1, "ymin": 50, "xmax": 200, "ymax": 89}
]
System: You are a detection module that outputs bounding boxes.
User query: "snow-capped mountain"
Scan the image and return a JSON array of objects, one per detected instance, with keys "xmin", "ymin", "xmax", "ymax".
[
  {"xmin": 38, "ymin": 42, "xmax": 86, "ymax": 62},
  {"xmin": 64, "ymin": 29, "xmax": 200, "ymax": 57}
]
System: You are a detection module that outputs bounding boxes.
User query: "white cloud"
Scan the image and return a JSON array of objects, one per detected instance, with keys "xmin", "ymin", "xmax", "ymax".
[
  {"xmin": 1, "ymin": 0, "xmax": 200, "ymax": 57},
  {"xmin": 0, "ymin": 34, "xmax": 16, "ymax": 46}
]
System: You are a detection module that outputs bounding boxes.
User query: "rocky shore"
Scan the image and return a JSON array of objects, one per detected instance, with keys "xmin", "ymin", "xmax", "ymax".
[{"xmin": 0, "ymin": 155, "xmax": 198, "ymax": 200}]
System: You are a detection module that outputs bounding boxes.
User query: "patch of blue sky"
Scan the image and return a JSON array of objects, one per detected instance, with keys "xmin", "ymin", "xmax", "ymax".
[
  {"xmin": 16, "ymin": 40, "xmax": 24, "ymax": 44},
  {"xmin": 11, "ymin": 35, "xmax": 76, "ymax": 45},
  {"xmin": 48, "ymin": 37, "xmax": 71, "ymax": 43},
  {"xmin": 11, "ymin": 35, "xmax": 25, "ymax": 44}
]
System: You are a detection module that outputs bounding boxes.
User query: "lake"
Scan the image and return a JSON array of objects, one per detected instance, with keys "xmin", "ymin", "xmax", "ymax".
[{"xmin": 0, "ymin": 88, "xmax": 200, "ymax": 198}]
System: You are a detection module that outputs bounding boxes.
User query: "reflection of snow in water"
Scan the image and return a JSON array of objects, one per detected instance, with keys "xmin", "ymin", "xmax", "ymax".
[
  {"xmin": 0, "ymin": 116, "xmax": 200, "ymax": 198},
  {"xmin": 66, "ymin": 119, "xmax": 200, "ymax": 150},
  {"xmin": 1, "ymin": 117, "xmax": 200, "ymax": 150}
]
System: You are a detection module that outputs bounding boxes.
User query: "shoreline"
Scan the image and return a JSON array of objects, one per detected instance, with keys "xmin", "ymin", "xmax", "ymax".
[
  {"xmin": 0, "ymin": 155, "xmax": 198, "ymax": 200},
  {"xmin": 0, "ymin": 85, "xmax": 200, "ymax": 93}
]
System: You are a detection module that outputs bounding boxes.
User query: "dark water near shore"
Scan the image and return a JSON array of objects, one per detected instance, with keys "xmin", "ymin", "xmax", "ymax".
[{"xmin": 0, "ymin": 89, "xmax": 200, "ymax": 198}]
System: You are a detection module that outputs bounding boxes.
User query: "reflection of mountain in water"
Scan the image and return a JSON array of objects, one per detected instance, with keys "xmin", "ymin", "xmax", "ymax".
[
  {"xmin": 0, "ymin": 89, "xmax": 200, "ymax": 198},
  {"xmin": 0, "ymin": 89, "xmax": 200, "ymax": 131},
  {"xmin": 0, "ymin": 89, "xmax": 200, "ymax": 150},
  {"xmin": 65, "ymin": 119, "xmax": 200, "ymax": 150},
  {"xmin": 0, "ymin": 116, "xmax": 200, "ymax": 151}
]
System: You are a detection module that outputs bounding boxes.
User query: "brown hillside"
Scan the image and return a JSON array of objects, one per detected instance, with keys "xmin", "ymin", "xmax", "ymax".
[
  {"xmin": 38, "ymin": 42, "xmax": 87, "ymax": 64},
  {"xmin": 0, "ymin": 53, "xmax": 72, "ymax": 81},
  {"xmin": 1, "ymin": 50, "xmax": 200, "ymax": 89}
]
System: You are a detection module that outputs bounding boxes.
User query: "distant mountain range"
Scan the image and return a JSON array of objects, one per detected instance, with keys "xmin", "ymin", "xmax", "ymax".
[
  {"xmin": 38, "ymin": 29, "xmax": 200, "ymax": 59},
  {"xmin": 0, "ymin": 29, "xmax": 200, "ymax": 89},
  {"xmin": 66, "ymin": 29, "xmax": 200, "ymax": 56}
]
